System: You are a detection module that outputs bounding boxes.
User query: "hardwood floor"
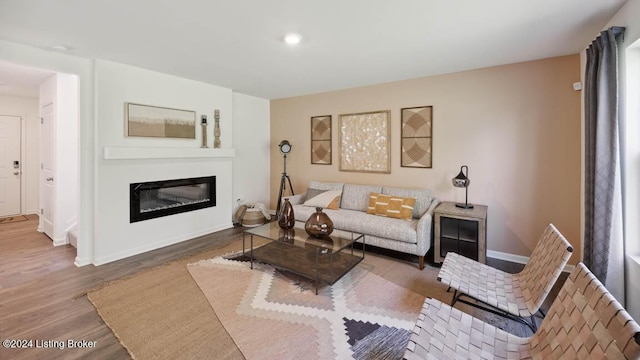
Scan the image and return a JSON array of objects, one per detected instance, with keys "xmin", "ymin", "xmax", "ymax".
[
  {"xmin": 0, "ymin": 216, "xmax": 566, "ymax": 359},
  {"xmin": 0, "ymin": 215, "xmax": 244, "ymax": 360}
]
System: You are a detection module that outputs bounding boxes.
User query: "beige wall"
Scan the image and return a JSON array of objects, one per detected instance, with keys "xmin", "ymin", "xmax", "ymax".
[{"xmin": 271, "ymin": 55, "xmax": 581, "ymax": 263}]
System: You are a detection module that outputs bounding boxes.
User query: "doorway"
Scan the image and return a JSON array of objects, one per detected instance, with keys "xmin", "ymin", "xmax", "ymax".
[
  {"xmin": 0, "ymin": 60, "xmax": 80, "ymax": 256},
  {"xmin": 0, "ymin": 115, "xmax": 21, "ymax": 217}
]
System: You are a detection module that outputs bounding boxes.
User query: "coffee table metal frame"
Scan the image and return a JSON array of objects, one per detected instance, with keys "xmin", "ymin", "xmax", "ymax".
[{"xmin": 243, "ymin": 221, "xmax": 365, "ymax": 294}]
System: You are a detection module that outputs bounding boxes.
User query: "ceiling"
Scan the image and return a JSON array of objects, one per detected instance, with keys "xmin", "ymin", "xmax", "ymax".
[
  {"xmin": 0, "ymin": 60, "xmax": 55, "ymax": 97},
  {"xmin": 0, "ymin": 0, "xmax": 626, "ymax": 99}
]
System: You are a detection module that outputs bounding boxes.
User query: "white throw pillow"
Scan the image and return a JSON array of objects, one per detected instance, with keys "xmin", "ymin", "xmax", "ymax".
[{"xmin": 303, "ymin": 189, "xmax": 341, "ymax": 210}]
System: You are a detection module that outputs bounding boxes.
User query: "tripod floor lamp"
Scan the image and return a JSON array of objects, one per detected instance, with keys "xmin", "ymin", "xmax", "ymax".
[{"xmin": 276, "ymin": 140, "xmax": 295, "ymax": 216}]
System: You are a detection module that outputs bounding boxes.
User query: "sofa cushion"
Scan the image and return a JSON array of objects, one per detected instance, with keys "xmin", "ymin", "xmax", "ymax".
[
  {"xmin": 304, "ymin": 190, "xmax": 341, "ymax": 210},
  {"xmin": 341, "ymin": 184, "xmax": 383, "ymax": 212},
  {"xmin": 292, "ymin": 205, "xmax": 418, "ymax": 244},
  {"xmin": 382, "ymin": 186, "xmax": 432, "ymax": 218},
  {"xmin": 345, "ymin": 210, "xmax": 417, "ymax": 244},
  {"xmin": 367, "ymin": 192, "xmax": 416, "ymax": 220}
]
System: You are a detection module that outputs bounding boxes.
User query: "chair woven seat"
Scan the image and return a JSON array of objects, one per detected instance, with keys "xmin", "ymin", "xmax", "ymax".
[
  {"xmin": 438, "ymin": 224, "xmax": 573, "ymax": 328},
  {"xmin": 404, "ymin": 263, "xmax": 640, "ymax": 359},
  {"xmin": 438, "ymin": 252, "xmax": 532, "ymax": 316},
  {"xmin": 404, "ymin": 298, "xmax": 530, "ymax": 360}
]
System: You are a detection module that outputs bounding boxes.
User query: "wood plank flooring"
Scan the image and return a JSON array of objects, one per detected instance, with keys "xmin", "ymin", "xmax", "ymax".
[
  {"xmin": 0, "ymin": 215, "xmax": 565, "ymax": 359},
  {"xmin": 0, "ymin": 215, "xmax": 244, "ymax": 360}
]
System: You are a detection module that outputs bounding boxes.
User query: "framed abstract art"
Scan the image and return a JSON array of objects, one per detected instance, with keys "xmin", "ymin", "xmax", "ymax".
[
  {"xmin": 311, "ymin": 115, "xmax": 332, "ymax": 165},
  {"xmin": 401, "ymin": 106, "xmax": 432, "ymax": 168},
  {"xmin": 125, "ymin": 102, "xmax": 196, "ymax": 139},
  {"xmin": 339, "ymin": 110, "xmax": 391, "ymax": 173}
]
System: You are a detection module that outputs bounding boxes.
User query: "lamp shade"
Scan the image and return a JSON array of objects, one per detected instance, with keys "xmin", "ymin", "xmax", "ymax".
[
  {"xmin": 279, "ymin": 140, "xmax": 292, "ymax": 154},
  {"xmin": 452, "ymin": 166, "xmax": 470, "ymax": 188}
]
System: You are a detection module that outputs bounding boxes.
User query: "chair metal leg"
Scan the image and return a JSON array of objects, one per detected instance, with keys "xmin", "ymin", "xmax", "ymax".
[
  {"xmin": 450, "ymin": 290, "xmax": 458, "ymax": 306},
  {"xmin": 452, "ymin": 293, "xmax": 539, "ymax": 335}
]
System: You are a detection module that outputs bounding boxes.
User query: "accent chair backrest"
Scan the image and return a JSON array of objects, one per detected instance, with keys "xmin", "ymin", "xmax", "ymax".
[
  {"xmin": 516, "ymin": 223, "xmax": 573, "ymax": 314},
  {"xmin": 530, "ymin": 263, "xmax": 640, "ymax": 359}
]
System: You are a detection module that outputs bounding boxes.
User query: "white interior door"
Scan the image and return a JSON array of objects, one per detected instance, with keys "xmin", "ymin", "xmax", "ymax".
[
  {"xmin": 0, "ymin": 115, "xmax": 21, "ymax": 217},
  {"xmin": 41, "ymin": 104, "xmax": 54, "ymax": 238}
]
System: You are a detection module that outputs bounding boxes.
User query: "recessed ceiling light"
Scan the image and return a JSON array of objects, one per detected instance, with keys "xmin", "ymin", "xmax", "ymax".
[
  {"xmin": 50, "ymin": 45, "xmax": 70, "ymax": 52},
  {"xmin": 283, "ymin": 33, "xmax": 302, "ymax": 45}
]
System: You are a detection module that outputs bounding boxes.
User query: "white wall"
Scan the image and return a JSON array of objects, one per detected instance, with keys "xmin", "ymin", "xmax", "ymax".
[
  {"xmin": 594, "ymin": 0, "xmax": 640, "ymax": 321},
  {"xmin": 56, "ymin": 74, "xmax": 79, "ymax": 237},
  {"xmin": 93, "ymin": 59, "xmax": 236, "ymax": 264},
  {"xmin": 232, "ymin": 92, "xmax": 270, "ymax": 211},
  {"xmin": 0, "ymin": 95, "xmax": 39, "ymax": 214}
]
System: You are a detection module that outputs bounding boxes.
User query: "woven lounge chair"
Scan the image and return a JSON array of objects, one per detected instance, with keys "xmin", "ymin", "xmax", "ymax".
[
  {"xmin": 404, "ymin": 263, "xmax": 640, "ymax": 359},
  {"xmin": 437, "ymin": 223, "xmax": 573, "ymax": 333}
]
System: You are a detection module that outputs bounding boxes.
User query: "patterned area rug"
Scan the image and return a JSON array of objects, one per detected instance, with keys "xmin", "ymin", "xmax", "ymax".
[{"xmin": 187, "ymin": 254, "xmax": 426, "ymax": 360}]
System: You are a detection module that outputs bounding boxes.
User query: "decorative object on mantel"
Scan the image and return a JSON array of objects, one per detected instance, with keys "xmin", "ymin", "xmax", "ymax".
[
  {"xmin": 339, "ymin": 110, "xmax": 391, "ymax": 173},
  {"xmin": 125, "ymin": 102, "xmax": 196, "ymax": 139},
  {"xmin": 401, "ymin": 106, "xmax": 432, "ymax": 168},
  {"xmin": 452, "ymin": 165, "xmax": 473, "ymax": 209},
  {"xmin": 311, "ymin": 115, "xmax": 331, "ymax": 165},
  {"xmin": 200, "ymin": 115, "xmax": 208, "ymax": 148},
  {"xmin": 275, "ymin": 140, "xmax": 295, "ymax": 216},
  {"xmin": 305, "ymin": 207, "xmax": 334, "ymax": 238},
  {"xmin": 213, "ymin": 109, "xmax": 221, "ymax": 148},
  {"xmin": 278, "ymin": 198, "xmax": 295, "ymax": 229}
]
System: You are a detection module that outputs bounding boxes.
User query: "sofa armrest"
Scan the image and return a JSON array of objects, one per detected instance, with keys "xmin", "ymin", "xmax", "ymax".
[
  {"xmin": 416, "ymin": 198, "xmax": 441, "ymax": 256},
  {"xmin": 284, "ymin": 193, "xmax": 307, "ymax": 205}
]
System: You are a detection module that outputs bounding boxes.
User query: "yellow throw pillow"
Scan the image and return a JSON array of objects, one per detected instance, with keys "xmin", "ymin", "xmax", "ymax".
[
  {"xmin": 366, "ymin": 192, "xmax": 379, "ymax": 214},
  {"xmin": 367, "ymin": 192, "xmax": 416, "ymax": 220}
]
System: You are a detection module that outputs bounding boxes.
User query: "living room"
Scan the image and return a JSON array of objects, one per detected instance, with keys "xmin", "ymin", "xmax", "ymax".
[{"xmin": 1, "ymin": 1, "xmax": 639, "ymax": 359}]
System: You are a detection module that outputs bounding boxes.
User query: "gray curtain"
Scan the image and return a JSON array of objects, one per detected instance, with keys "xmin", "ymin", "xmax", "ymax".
[{"xmin": 584, "ymin": 27, "xmax": 625, "ymax": 304}]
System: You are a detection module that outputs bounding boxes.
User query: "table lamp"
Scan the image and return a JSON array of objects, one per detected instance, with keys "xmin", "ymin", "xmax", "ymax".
[{"xmin": 452, "ymin": 165, "xmax": 473, "ymax": 209}]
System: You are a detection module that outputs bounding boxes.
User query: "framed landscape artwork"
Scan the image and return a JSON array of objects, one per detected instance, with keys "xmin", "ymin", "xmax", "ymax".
[
  {"xmin": 339, "ymin": 110, "xmax": 391, "ymax": 173},
  {"xmin": 125, "ymin": 102, "xmax": 196, "ymax": 139},
  {"xmin": 311, "ymin": 115, "xmax": 332, "ymax": 165},
  {"xmin": 401, "ymin": 106, "xmax": 432, "ymax": 168}
]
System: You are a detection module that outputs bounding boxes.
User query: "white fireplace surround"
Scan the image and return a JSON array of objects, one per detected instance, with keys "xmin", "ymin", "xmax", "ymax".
[
  {"xmin": 94, "ymin": 153, "xmax": 234, "ymax": 265},
  {"xmin": 103, "ymin": 146, "xmax": 235, "ymax": 160}
]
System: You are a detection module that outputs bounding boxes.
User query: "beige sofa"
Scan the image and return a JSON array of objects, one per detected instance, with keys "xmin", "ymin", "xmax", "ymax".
[{"xmin": 286, "ymin": 181, "xmax": 439, "ymax": 269}]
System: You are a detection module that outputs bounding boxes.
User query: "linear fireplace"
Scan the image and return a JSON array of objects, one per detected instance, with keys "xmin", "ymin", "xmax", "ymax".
[{"xmin": 130, "ymin": 176, "xmax": 216, "ymax": 223}]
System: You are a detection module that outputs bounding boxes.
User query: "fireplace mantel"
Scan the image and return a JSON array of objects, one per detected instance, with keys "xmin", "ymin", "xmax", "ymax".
[{"xmin": 103, "ymin": 147, "xmax": 235, "ymax": 160}]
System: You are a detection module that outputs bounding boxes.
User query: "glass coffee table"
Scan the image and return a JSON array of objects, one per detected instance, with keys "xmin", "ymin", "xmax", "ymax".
[{"xmin": 243, "ymin": 221, "xmax": 365, "ymax": 294}]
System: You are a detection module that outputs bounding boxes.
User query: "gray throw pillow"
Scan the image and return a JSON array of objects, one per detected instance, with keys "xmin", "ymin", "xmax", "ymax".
[{"xmin": 305, "ymin": 188, "xmax": 327, "ymax": 202}]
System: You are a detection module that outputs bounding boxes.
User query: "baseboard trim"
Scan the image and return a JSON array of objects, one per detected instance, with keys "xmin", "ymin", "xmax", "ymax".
[
  {"xmin": 487, "ymin": 250, "xmax": 575, "ymax": 273},
  {"xmin": 74, "ymin": 256, "xmax": 92, "ymax": 267},
  {"xmin": 93, "ymin": 222, "xmax": 233, "ymax": 265},
  {"xmin": 52, "ymin": 237, "xmax": 68, "ymax": 246},
  {"xmin": 487, "ymin": 250, "xmax": 529, "ymax": 265}
]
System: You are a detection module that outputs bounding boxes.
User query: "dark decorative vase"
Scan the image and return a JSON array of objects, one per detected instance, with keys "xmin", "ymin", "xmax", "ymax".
[
  {"xmin": 279, "ymin": 228, "xmax": 295, "ymax": 244},
  {"xmin": 305, "ymin": 207, "xmax": 334, "ymax": 238},
  {"xmin": 278, "ymin": 198, "xmax": 295, "ymax": 229}
]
